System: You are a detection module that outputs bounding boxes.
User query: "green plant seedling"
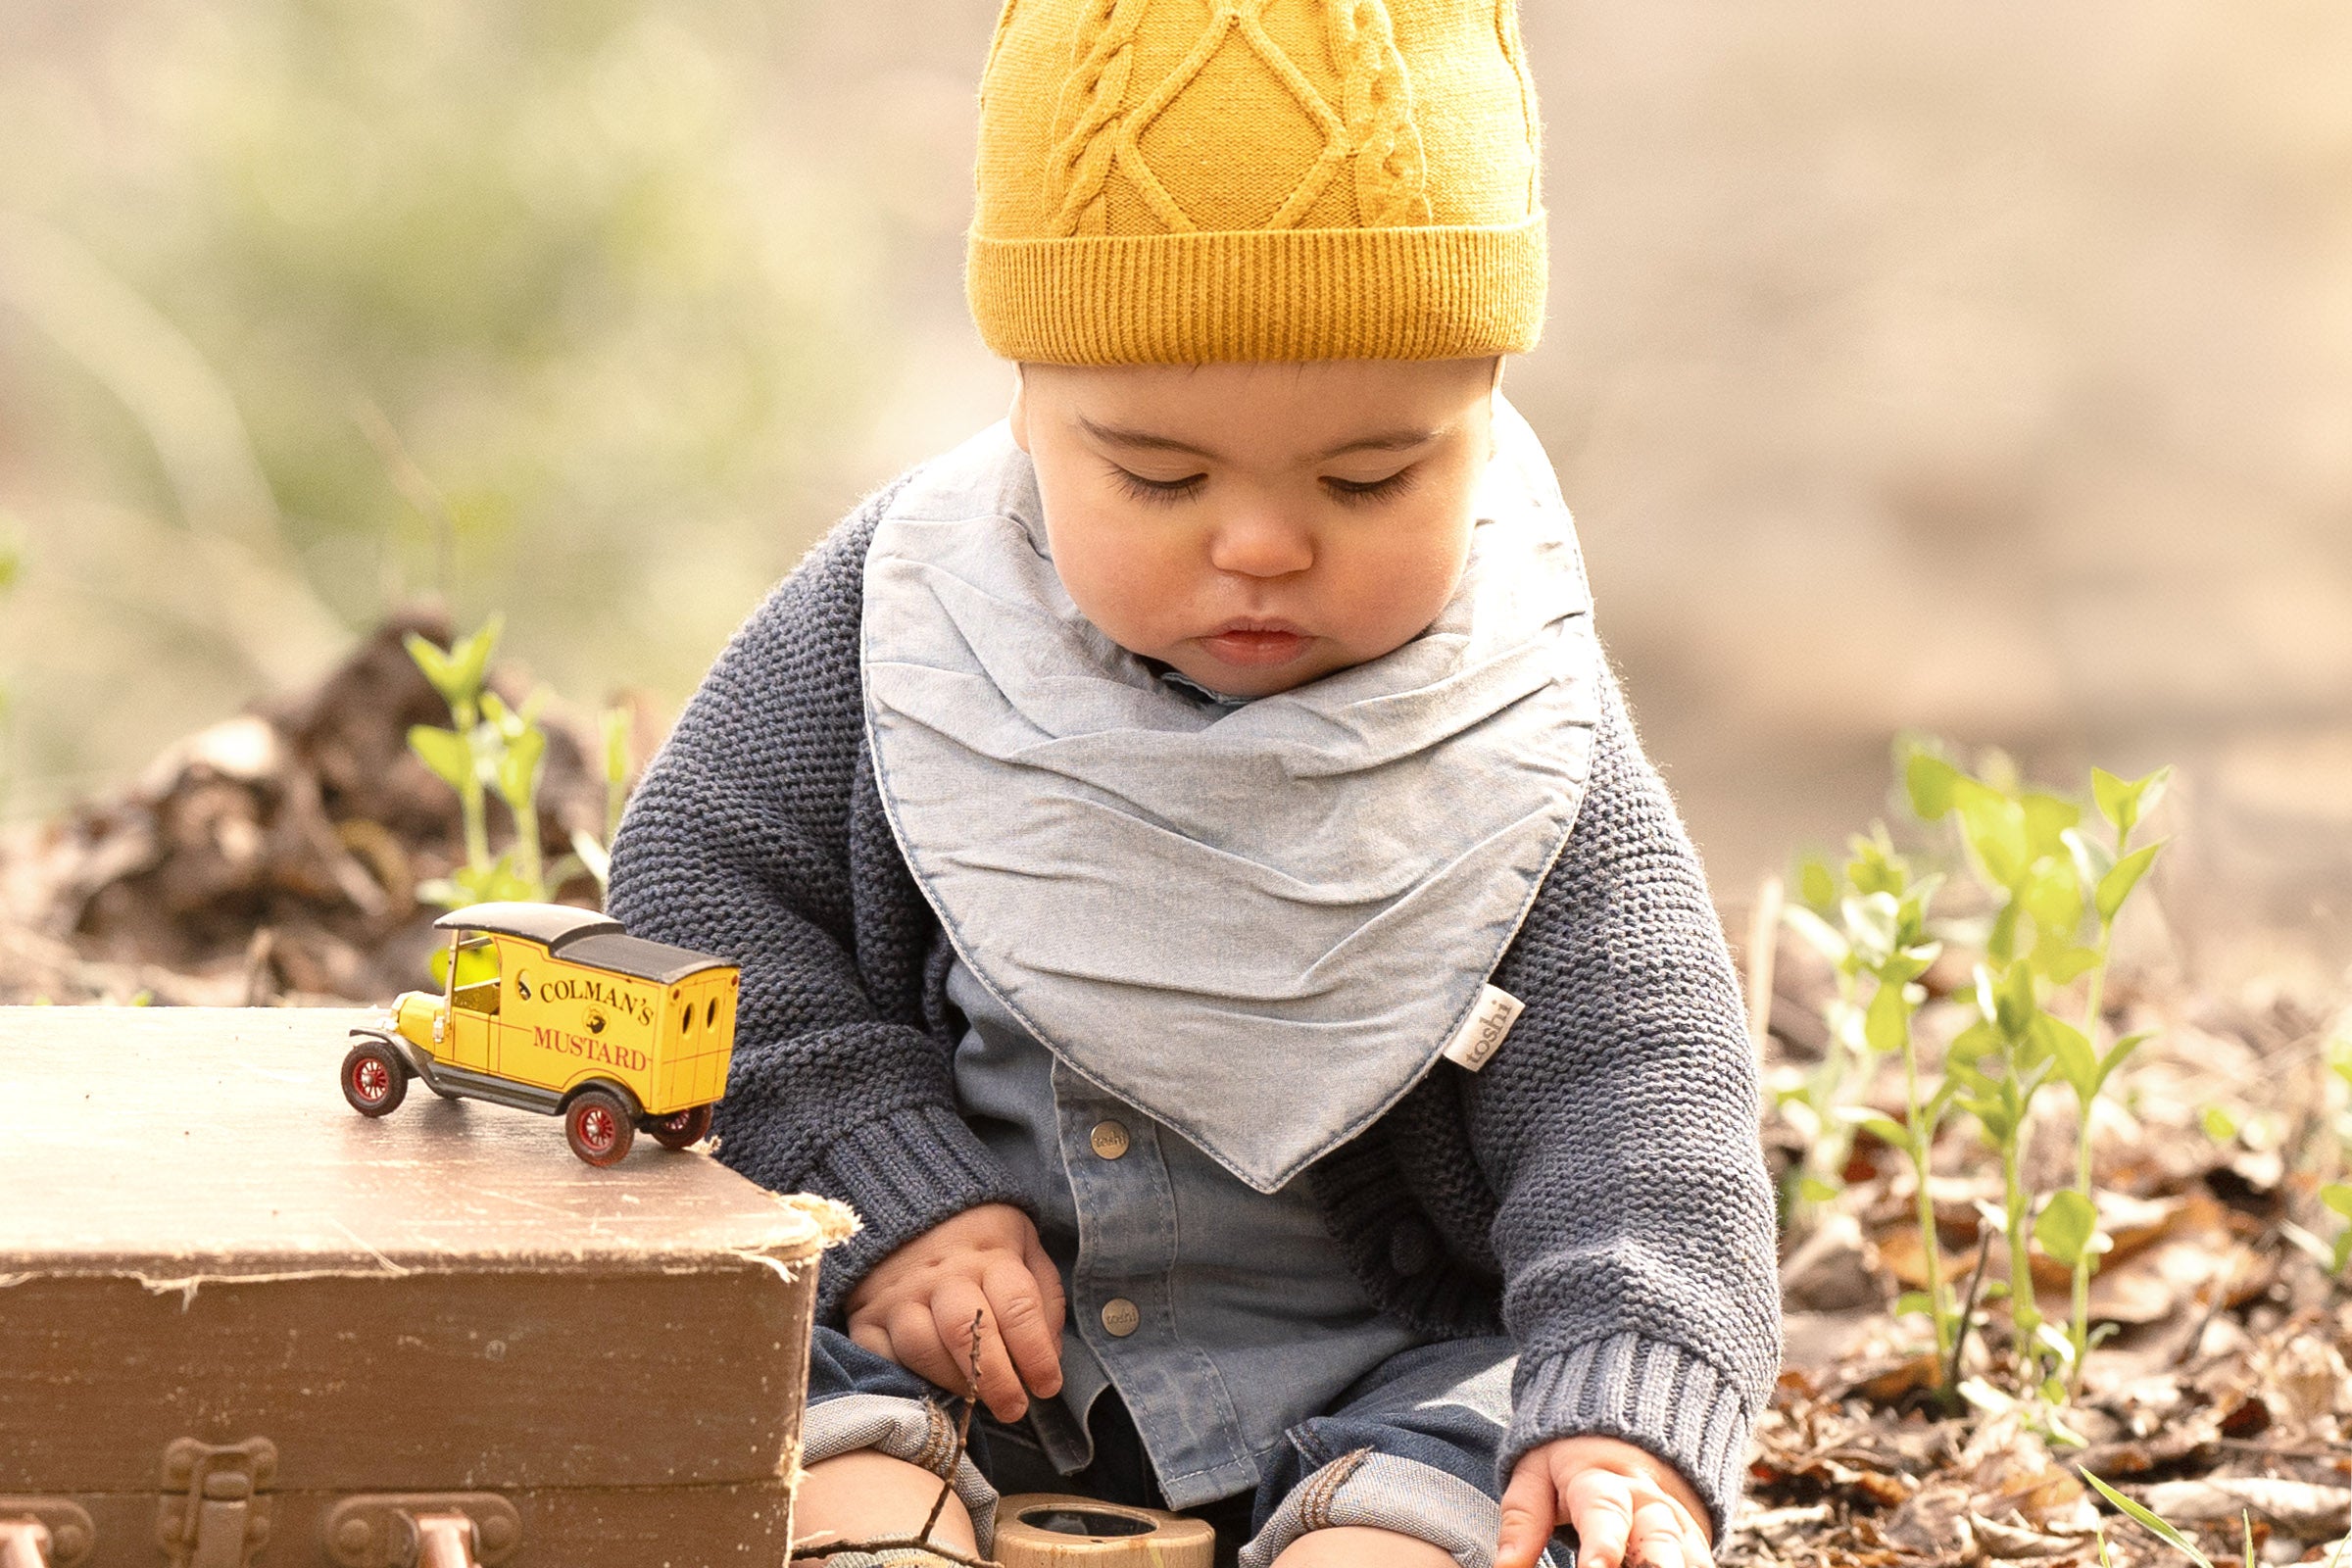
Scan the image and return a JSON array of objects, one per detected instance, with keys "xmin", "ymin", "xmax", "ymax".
[
  {"xmin": 2080, "ymin": 1469, "xmax": 2217, "ymax": 1568},
  {"xmin": 2323, "ymin": 1183, "xmax": 2352, "ymax": 1275}
]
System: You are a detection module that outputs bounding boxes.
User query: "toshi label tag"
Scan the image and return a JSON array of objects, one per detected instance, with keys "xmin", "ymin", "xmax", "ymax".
[{"xmin": 1442, "ymin": 986, "xmax": 1525, "ymax": 1072}]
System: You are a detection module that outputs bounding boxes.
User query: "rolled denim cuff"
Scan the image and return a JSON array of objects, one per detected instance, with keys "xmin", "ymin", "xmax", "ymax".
[
  {"xmin": 1503, "ymin": 1333, "xmax": 1752, "ymax": 1542},
  {"xmin": 1240, "ymin": 1449, "xmax": 1563, "ymax": 1568},
  {"xmin": 806, "ymin": 1102, "xmax": 1036, "ymax": 1320},
  {"xmin": 799, "ymin": 1393, "xmax": 1001, "ymax": 1550}
]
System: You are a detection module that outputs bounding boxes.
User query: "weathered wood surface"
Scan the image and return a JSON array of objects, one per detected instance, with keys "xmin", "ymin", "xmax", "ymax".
[
  {"xmin": 0, "ymin": 1005, "xmax": 846, "ymax": 1274},
  {"xmin": 0, "ymin": 1005, "xmax": 854, "ymax": 1564}
]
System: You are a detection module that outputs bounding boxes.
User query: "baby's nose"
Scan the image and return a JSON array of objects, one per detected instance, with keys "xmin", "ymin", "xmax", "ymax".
[{"xmin": 1205, "ymin": 512, "xmax": 1314, "ymax": 578}]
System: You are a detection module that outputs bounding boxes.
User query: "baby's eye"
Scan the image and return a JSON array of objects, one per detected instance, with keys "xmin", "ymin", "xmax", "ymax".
[
  {"xmin": 1321, "ymin": 466, "xmax": 1420, "ymax": 506},
  {"xmin": 1108, "ymin": 465, "xmax": 1206, "ymax": 507}
]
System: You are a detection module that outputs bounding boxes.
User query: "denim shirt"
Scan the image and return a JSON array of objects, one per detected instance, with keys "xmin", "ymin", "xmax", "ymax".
[{"xmin": 948, "ymin": 960, "xmax": 1425, "ymax": 1509}]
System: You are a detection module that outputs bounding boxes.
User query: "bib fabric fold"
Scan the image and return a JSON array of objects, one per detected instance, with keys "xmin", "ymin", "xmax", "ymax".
[{"xmin": 860, "ymin": 396, "xmax": 1603, "ymax": 1193}]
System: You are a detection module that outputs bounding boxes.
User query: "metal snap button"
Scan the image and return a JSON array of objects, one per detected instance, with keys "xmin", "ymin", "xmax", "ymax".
[
  {"xmin": 1100, "ymin": 1298, "xmax": 1141, "ymax": 1338},
  {"xmin": 1089, "ymin": 1120, "xmax": 1132, "ymax": 1160}
]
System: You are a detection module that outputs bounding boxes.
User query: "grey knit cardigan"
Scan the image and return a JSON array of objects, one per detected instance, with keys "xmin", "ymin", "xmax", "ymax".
[{"xmin": 605, "ymin": 476, "xmax": 1781, "ymax": 1531}]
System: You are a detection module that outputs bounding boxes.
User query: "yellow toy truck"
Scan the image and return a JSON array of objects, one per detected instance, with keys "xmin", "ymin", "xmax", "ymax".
[{"xmin": 341, "ymin": 902, "xmax": 740, "ymax": 1166}]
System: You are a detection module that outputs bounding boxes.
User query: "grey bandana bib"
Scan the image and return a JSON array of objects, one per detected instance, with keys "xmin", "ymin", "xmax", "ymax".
[{"xmin": 861, "ymin": 397, "xmax": 1604, "ymax": 1192}]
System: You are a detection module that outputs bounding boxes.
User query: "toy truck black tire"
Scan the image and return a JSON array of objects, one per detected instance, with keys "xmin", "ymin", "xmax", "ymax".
[
  {"xmin": 645, "ymin": 1103, "xmax": 714, "ymax": 1151},
  {"xmin": 340, "ymin": 1040, "xmax": 410, "ymax": 1117},
  {"xmin": 564, "ymin": 1086, "xmax": 636, "ymax": 1166}
]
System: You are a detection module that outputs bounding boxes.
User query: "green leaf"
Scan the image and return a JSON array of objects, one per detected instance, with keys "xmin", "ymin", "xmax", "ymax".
[
  {"xmin": 1783, "ymin": 905, "xmax": 1850, "ymax": 967},
  {"xmin": 2021, "ymin": 856, "xmax": 2085, "ymax": 951},
  {"xmin": 494, "ymin": 724, "xmax": 546, "ymax": 809},
  {"xmin": 1863, "ymin": 979, "xmax": 1914, "ymax": 1058},
  {"xmin": 404, "ymin": 632, "xmax": 458, "ymax": 703},
  {"xmin": 2201, "ymin": 1105, "xmax": 2237, "ymax": 1143},
  {"xmin": 1834, "ymin": 1103, "xmax": 1912, "ymax": 1151},
  {"xmin": 407, "ymin": 725, "xmax": 471, "ymax": 792},
  {"xmin": 2094, "ymin": 764, "xmax": 2175, "ymax": 844},
  {"xmin": 2036, "ymin": 944, "xmax": 2103, "ymax": 986},
  {"xmin": 1987, "ymin": 900, "xmax": 2025, "ymax": 967},
  {"xmin": 2036, "ymin": 1189, "xmax": 2099, "ymax": 1269},
  {"xmin": 2096, "ymin": 841, "xmax": 2164, "ymax": 924},
  {"xmin": 2321, "ymin": 1182, "xmax": 2352, "ymax": 1221},
  {"xmin": 1893, "ymin": 1290, "xmax": 1936, "ymax": 1321},
  {"xmin": 447, "ymin": 613, "xmax": 504, "ymax": 699},
  {"xmin": 1995, "ymin": 961, "xmax": 2040, "ymax": 1040},
  {"xmin": 2036, "ymin": 1014, "xmax": 2099, "ymax": 1102},
  {"xmin": 2096, "ymin": 1031, "xmax": 2153, "ymax": 1093},
  {"xmin": 1844, "ymin": 892, "xmax": 1901, "ymax": 965},
  {"xmin": 1904, "ymin": 743, "xmax": 1961, "ymax": 820},
  {"xmin": 2062, "ymin": 827, "xmax": 2115, "ymax": 893},
  {"xmin": 1795, "ymin": 1174, "xmax": 1841, "ymax": 1204},
  {"xmin": 1954, "ymin": 777, "xmax": 2032, "ymax": 890},
  {"xmin": 2081, "ymin": 1469, "xmax": 2216, "ymax": 1568},
  {"xmin": 2021, "ymin": 791, "xmax": 2082, "ymax": 858}
]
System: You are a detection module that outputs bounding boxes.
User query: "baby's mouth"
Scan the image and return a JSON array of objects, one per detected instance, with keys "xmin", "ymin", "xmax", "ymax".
[{"xmin": 1200, "ymin": 621, "xmax": 1309, "ymax": 667}]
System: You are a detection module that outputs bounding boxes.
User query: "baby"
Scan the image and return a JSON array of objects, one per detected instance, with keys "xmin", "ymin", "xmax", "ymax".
[{"xmin": 608, "ymin": 4, "xmax": 1778, "ymax": 1567}]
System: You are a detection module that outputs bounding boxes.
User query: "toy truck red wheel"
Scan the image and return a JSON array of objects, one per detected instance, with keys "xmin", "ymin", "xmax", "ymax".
[
  {"xmin": 341, "ymin": 1041, "xmax": 409, "ymax": 1117},
  {"xmin": 564, "ymin": 1088, "xmax": 635, "ymax": 1167},
  {"xmin": 646, "ymin": 1104, "xmax": 713, "ymax": 1151}
]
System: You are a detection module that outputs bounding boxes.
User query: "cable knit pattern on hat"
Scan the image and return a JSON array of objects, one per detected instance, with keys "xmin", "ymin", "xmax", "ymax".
[
  {"xmin": 606, "ymin": 476, "xmax": 1781, "ymax": 1535},
  {"xmin": 967, "ymin": 0, "xmax": 1547, "ymax": 362}
]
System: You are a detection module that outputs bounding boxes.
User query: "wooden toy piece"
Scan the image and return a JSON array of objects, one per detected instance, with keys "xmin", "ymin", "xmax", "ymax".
[
  {"xmin": 342, "ymin": 901, "xmax": 739, "ymax": 1167},
  {"xmin": 992, "ymin": 1496, "xmax": 1216, "ymax": 1568}
]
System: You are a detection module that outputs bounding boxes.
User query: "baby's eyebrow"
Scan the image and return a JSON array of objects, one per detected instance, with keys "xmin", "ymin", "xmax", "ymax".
[{"xmin": 1076, "ymin": 416, "xmax": 1448, "ymax": 463}]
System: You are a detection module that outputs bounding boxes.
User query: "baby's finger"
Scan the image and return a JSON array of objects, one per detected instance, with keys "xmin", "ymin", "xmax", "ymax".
[
  {"xmin": 929, "ymin": 1278, "xmax": 1029, "ymax": 1420},
  {"xmin": 1494, "ymin": 1453, "xmax": 1561, "ymax": 1568},
  {"xmin": 1626, "ymin": 1496, "xmax": 1687, "ymax": 1568},
  {"xmin": 883, "ymin": 1299, "xmax": 956, "ymax": 1392},
  {"xmin": 982, "ymin": 1253, "xmax": 1063, "ymax": 1398},
  {"xmin": 1020, "ymin": 1226, "xmax": 1067, "ymax": 1343},
  {"xmin": 846, "ymin": 1316, "xmax": 895, "ymax": 1363},
  {"xmin": 1561, "ymin": 1468, "xmax": 1637, "ymax": 1568}
]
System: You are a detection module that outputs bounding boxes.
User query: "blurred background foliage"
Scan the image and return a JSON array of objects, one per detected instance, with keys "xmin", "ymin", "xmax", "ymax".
[{"xmin": 2, "ymin": 0, "xmax": 2348, "ymax": 974}]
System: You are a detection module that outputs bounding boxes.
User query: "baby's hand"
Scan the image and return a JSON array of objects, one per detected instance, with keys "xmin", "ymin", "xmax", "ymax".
[
  {"xmin": 844, "ymin": 1202, "xmax": 1066, "ymax": 1422},
  {"xmin": 1496, "ymin": 1436, "xmax": 1712, "ymax": 1568}
]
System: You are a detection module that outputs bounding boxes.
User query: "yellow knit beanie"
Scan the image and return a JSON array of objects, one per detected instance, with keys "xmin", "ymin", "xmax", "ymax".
[{"xmin": 966, "ymin": 0, "xmax": 1546, "ymax": 365}]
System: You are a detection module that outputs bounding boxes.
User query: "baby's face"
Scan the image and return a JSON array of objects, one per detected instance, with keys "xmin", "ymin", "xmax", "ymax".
[{"xmin": 1008, "ymin": 357, "xmax": 1500, "ymax": 699}]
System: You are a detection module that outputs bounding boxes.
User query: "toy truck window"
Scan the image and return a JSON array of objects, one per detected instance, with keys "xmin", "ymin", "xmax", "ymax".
[
  {"xmin": 707, "ymin": 997, "xmax": 717, "ymax": 1029},
  {"xmin": 451, "ymin": 932, "xmax": 501, "ymax": 1016},
  {"xmin": 679, "ymin": 999, "xmax": 694, "ymax": 1033}
]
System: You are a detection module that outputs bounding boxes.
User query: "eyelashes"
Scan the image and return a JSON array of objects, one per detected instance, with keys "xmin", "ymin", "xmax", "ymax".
[{"xmin": 1104, "ymin": 465, "xmax": 1421, "ymax": 509}]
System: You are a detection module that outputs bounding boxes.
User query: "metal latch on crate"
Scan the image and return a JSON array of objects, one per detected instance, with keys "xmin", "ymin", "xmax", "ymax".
[
  {"xmin": 158, "ymin": 1438, "xmax": 275, "ymax": 1568},
  {"xmin": 325, "ymin": 1495, "xmax": 521, "ymax": 1568},
  {"xmin": 0, "ymin": 1500, "xmax": 94, "ymax": 1568}
]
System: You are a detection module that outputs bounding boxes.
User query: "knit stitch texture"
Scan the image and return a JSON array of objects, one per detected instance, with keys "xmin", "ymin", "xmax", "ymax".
[
  {"xmin": 606, "ymin": 477, "xmax": 1781, "ymax": 1532},
  {"xmin": 966, "ymin": 0, "xmax": 1547, "ymax": 363}
]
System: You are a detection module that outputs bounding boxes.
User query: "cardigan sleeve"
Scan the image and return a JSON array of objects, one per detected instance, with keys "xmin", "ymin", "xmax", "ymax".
[
  {"xmin": 605, "ymin": 485, "xmax": 1034, "ymax": 1319},
  {"xmin": 1474, "ymin": 669, "xmax": 1782, "ymax": 1538}
]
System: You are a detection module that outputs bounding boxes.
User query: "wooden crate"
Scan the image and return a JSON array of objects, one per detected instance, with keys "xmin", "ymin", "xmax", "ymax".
[{"xmin": 0, "ymin": 1006, "xmax": 851, "ymax": 1567}]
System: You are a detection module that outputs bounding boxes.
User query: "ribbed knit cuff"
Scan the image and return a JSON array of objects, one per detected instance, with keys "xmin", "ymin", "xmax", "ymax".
[
  {"xmin": 965, "ymin": 215, "xmax": 1547, "ymax": 366},
  {"xmin": 1503, "ymin": 1334, "xmax": 1752, "ymax": 1543},
  {"xmin": 807, "ymin": 1102, "xmax": 1035, "ymax": 1321}
]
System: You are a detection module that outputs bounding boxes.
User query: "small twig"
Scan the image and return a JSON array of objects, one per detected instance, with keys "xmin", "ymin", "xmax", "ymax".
[
  {"xmin": 791, "ymin": 1310, "xmax": 1001, "ymax": 1568},
  {"xmin": 1945, "ymin": 1228, "xmax": 1994, "ymax": 1393},
  {"xmin": 914, "ymin": 1310, "xmax": 986, "ymax": 1544}
]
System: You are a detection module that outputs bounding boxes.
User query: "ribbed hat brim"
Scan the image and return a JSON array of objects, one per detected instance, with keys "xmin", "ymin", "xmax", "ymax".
[{"xmin": 966, "ymin": 213, "xmax": 1546, "ymax": 365}]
